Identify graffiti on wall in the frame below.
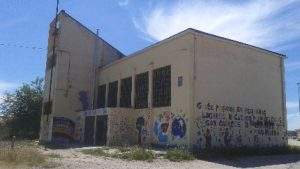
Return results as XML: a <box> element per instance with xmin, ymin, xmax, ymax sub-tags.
<box><xmin>194</xmin><ymin>102</ymin><xmax>286</xmax><ymax>149</ymax></box>
<box><xmin>136</xmin><ymin>116</ymin><xmax>146</xmax><ymax>145</ymax></box>
<box><xmin>79</xmin><ymin>91</ymin><xmax>90</xmax><ymax>110</ymax></box>
<box><xmin>74</xmin><ymin>115</ymin><xmax>83</xmax><ymax>142</ymax></box>
<box><xmin>171</xmin><ymin>117</ymin><xmax>186</xmax><ymax>139</ymax></box>
<box><xmin>52</xmin><ymin>117</ymin><xmax>75</xmax><ymax>144</ymax></box>
<box><xmin>153</xmin><ymin>111</ymin><xmax>187</xmax><ymax>145</ymax></box>
<box><xmin>154</xmin><ymin>111</ymin><xmax>173</xmax><ymax>144</ymax></box>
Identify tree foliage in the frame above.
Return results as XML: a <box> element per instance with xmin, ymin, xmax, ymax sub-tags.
<box><xmin>0</xmin><ymin>78</ymin><xmax>43</xmax><ymax>139</ymax></box>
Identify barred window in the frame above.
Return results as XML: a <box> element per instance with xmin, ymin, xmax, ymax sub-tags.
<box><xmin>153</xmin><ymin>65</ymin><xmax>171</xmax><ymax>107</ymax></box>
<box><xmin>107</xmin><ymin>81</ymin><xmax>118</xmax><ymax>107</ymax></box>
<box><xmin>120</xmin><ymin>77</ymin><xmax>132</xmax><ymax>108</ymax></box>
<box><xmin>135</xmin><ymin>72</ymin><xmax>148</xmax><ymax>109</ymax></box>
<box><xmin>96</xmin><ymin>84</ymin><xmax>106</xmax><ymax>108</ymax></box>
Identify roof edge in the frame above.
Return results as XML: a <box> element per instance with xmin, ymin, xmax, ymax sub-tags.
<box><xmin>187</xmin><ymin>28</ymin><xmax>286</xmax><ymax>58</ymax></box>
<box><xmin>58</xmin><ymin>10</ymin><xmax>125</xmax><ymax>58</ymax></box>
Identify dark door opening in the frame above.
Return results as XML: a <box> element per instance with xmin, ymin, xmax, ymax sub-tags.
<box><xmin>95</xmin><ymin>115</ymin><xmax>108</xmax><ymax>146</ymax></box>
<box><xmin>84</xmin><ymin>116</ymin><xmax>95</xmax><ymax>145</ymax></box>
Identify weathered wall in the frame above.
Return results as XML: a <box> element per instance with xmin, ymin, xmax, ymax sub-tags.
<box><xmin>40</xmin><ymin>11</ymin><xmax>123</xmax><ymax>143</ymax></box>
<box><xmin>191</xmin><ymin>33</ymin><xmax>286</xmax><ymax>149</ymax></box>
<box><xmin>106</xmin><ymin>108</ymin><xmax>188</xmax><ymax>148</ymax></box>
<box><xmin>98</xmin><ymin>33</ymin><xmax>194</xmax><ymax>147</ymax></box>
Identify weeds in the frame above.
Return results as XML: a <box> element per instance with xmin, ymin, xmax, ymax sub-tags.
<box><xmin>48</xmin><ymin>153</ymin><xmax>63</xmax><ymax>159</ymax></box>
<box><xmin>81</xmin><ymin>146</ymin><xmax>155</xmax><ymax>161</ymax></box>
<box><xmin>0</xmin><ymin>147</ymin><xmax>46</xmax><ymax>166</ymax></box>
<box><xmin>165</xmin><ymin>149</ymin><xmax>195</xmax><ymax>162</ymax></box>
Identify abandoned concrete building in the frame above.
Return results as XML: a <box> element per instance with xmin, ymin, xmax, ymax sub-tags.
<box><xmin>39</xmin><ymin>10</ymin><xmax>287</xmax><ymax>150</ymax></box>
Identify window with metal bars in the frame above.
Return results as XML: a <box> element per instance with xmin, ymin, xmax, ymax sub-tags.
<box><xmin>107</xmin><ymin>81</ymin><xmax>118</xmax><ymax>107</ymax></box>
<box><xmin>153</xmin><ymin>65</ymin><xmax>171</xmax><ymax>107</ymax></box>
<box><xmin>120</xmin><ymin>77</ymin><xmax>132</xmax><ymax>108</ymax></box>
<box><xmin>96</xmin><ymin>84</ymin><xmax>106</xmax><ymax>108</ymax></box>
<box><xmin>135</xmin><ymin>72</ymin><xmax>148</xmax><ymax>109</ymax></box>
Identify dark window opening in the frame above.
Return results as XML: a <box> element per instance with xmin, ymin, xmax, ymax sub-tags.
<box><xmin>96</xmin><ymin>84</ymin><xmax>106</xmax><ymax>108</ymax></box>
<box><xmin>107</xmin><ymin>81</ymin><xmax>118</xmax><ymax>107</ymax></box>
<box><xmin>120</xmin><ymin>77</ymin><xmax>132</xmax><ymax>108</ymax></box>
<box><xmin>178</xmin><ymin>76</ymin><xmax>183</xmax><ymax>87</ymax></box>
<box><xmin>135</xmin><ymin>72</ymin><xmax>149</xmax><ymax>109</ymax></box>
<box><xmin>153</xmin><ymin>65</ymin><xmax>171</xmax><ymax>107</ymax></box>
<box><xmin>43</xmin><ymin>101</ymin><xmax>52</xmax><ymax>114</ymax></box>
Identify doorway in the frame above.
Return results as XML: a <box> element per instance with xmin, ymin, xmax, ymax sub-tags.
<box><xmin>95</xmin><ymin>115</ymin><xmax>108</xmax><ymax>146</ymax></box>
<box><xmin>84</xmin><ymin>116</ymin><xmax>95</xmax><ymax>145</ymax></box>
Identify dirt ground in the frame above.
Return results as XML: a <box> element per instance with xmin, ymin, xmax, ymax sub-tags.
<box><xmin>1</xmin><ymin>140</ymin><xmax>300</xmax><ymax>169</ymax></box>
<box><xmin>39</xmin><ymin>146</ymin><xmax>300</xmax><ymax>169</ymax></box>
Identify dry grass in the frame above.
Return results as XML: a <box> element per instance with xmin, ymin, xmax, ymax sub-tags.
<box><xmin>81</xmin><ymin>146</ymin><xmax>155</xmax><ymax>162</ymax></box>
<box><xmin>0</xmin><ymin>147</ymin><xmax>46</xmax><ymax>166</ymax></box>
<box><xmin>0</xmin><ymin>140</ymin><xmax>59</xmax><ymax>168</ymax></box>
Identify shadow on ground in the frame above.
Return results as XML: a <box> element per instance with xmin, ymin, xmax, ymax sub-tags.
<box><xmin>205</xmin><ymin>154</ymin><xmax>300</xmax><ymax>168</ymax></box>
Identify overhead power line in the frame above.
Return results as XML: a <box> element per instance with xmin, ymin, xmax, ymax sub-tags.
<box><xmin>0</xmin><ymin>42</ymin><xmax>46</xmax><ymax>51</ymax></box>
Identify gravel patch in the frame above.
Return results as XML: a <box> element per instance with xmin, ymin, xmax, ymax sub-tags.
<box><xmin>38</xmin><ymin>147</ymin><xmax>300</xmax><ymax>169</ymax></box>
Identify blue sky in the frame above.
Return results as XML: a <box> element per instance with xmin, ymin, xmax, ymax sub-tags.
<box><xmin>0</xmin><ymin>0</ymin><xmax>300</xmax><ymax>130</ymax></box>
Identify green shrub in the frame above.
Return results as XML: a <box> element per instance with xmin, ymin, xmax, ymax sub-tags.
<box><xmin>165</xmin><ymin>149</ymin><xmax>195</xmax><ymax>162</ymax></box>
<box><xmin>127</xmin><ymin>147</ymin><xmax>154</xmax><ymax>161</ymax></box>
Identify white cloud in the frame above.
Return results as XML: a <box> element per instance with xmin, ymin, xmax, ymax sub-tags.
<box><xmin>0</xmin><ymin>81</ymin><xmax>18</xmax><ymax>104</ymax></box>
<box><xmin>288</xmin><ymin>114</ymin><xmax>300</xmax><ymax>130</ymax></box>
<box><xmin>287</xmin><ymin>101</ymin><xmax>299</xmax><ymax>109</ymax></box>
<box><xmin>118</xmin><ymin>0</ymin><xmax>129</xmax><ymax>7</ymax></box>
<box><xmin>133</xmin><ymin>0</ymin><xmax>300</xmax><ymax>49</ymax></box>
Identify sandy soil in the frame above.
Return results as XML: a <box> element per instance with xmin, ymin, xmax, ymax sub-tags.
<box><xmin>40</xmin><ymin>147</ymin><xmax>300</xmax><ymax>169</ymax></box>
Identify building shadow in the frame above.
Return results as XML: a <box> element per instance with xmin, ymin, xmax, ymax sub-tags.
<box><xmin>203</xmin><ymin>154</ymin><xmax>300</xmax><ymax>168</ymax></box>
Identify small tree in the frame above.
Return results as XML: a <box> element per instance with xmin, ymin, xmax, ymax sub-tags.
<box><xmin>0</xmin><ymin>78</ymin><xmax>43</xmax><ymax>139</ymax></box>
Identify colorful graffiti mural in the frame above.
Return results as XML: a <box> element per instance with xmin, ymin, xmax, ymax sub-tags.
<box><xmin>194</xmin><ymin>102</ymin><xmax>286</xmax><ymax>149</ymax></box>
<box><xmin>52</xmin><ymin>117</ymin><xmax>75</xmax><ymax>144</ymax></box>
<box><xmin>154</xmin><ymin>112</ymin><xmax>173</xmax><ymax>144</ymax></box>
<box><xmin>171</xmin><ymin>117</ymin><xmax>186</xmax><ymax>139</ymax></box>
<box><xmin>153</xmin><ymin>111</ymin><xmax>187</xmax><ymax>145</ymax></box>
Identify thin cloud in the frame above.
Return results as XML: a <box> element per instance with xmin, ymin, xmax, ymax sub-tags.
<box><xmin>286</xmin><ymin>62</ymin><xmax>300</xmax><ymax>72</ymax></box>
<box><xmin>118</xmin><ymin>0</ymin><xmax>129</xmax><ymax>7</ymax></box>
<box><xmin>0</xmin><ymin>81</ymin><xmax>18</xmax><ymax>104</ymax></box>
<box><xmin>0</xmin><ymin>17</ymin><xmax>28</xmax><ymax>30</ymax></box>
<box><xmin>287</xmin><ymin>101</ymin><xmax>299</xmax><ymax>109</ymax></box>
<box><xmin>133</xmin><ymin>0</ymin><xmax>300</xmax><ymax>49</ymax></box>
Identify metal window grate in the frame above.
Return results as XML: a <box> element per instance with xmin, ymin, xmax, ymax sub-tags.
<box><xmin>153</xmin><ymin>65</ymin><xmax>171</xmax><ymax>107</ymax></box>
<box><xmin>135</xmin><ymin>72</ymin><xmax>149</xmax><ymax>109</ymax></box>
<box><xmin>107</xmin><ymin>81</ymin><xmax>118</xmax><ymax>107</ymax></box>
<box><xmin>120</xmin><ymin>77</ymin><xmax>132</xmax><ymax>108</ymax></box>
<box><xmin>96</xmin><ymin>84</ymin><xmax>106</xmax><ymax>108</ymax></box>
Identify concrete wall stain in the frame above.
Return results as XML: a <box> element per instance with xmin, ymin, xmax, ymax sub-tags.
<box><xmin>79</xmin><ymin>91</ymin><xmax>90</xmax><ymax>110</ymax></box>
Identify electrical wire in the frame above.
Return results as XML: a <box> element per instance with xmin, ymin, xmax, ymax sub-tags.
<box><xmin>0</xmin><ymin>42</ymin><xmax>46</xmax><ymax>51</ymax></box>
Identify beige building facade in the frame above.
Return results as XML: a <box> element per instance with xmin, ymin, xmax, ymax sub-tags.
<box><xmin>40</xmin><ymin>11</ymin><xmax>287</xmax><ymax>150</ymax></box>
